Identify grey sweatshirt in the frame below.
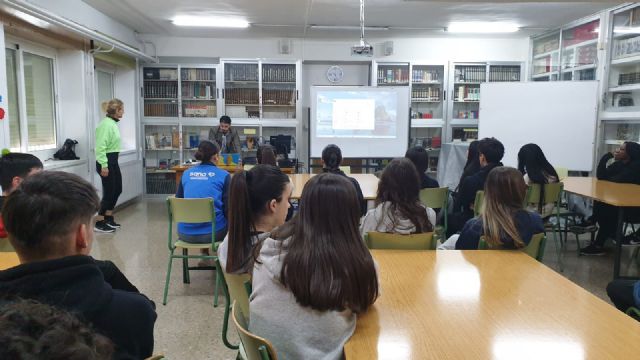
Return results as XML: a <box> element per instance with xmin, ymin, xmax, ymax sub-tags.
<box><xmin>360</xmin><ymin>201</ymin><xmax>437</xmax><ymax>238</ymax></box>
<box><xmin>217</xmin><ymin>232</ymin><xmax>271</xmax><ymax>274</ymax></box>
<box><xmin>250</xmin><ymin>236</ymin><xmax>355</xmax><ymax>360</ymax></box>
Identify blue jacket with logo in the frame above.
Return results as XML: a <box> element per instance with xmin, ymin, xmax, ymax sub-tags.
<box><xmin>176</xmin><ymin>162</ymin><xmax>230</xmax><ymax>235</ymax></box>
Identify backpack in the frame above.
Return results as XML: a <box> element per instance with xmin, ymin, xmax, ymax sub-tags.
<box><xmin>54</xmin><ymin>139</ymin><xmax>80</xmax><ymax>160</ymax></box>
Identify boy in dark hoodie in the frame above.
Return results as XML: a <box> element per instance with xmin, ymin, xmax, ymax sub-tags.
<box><xmin>447</xmin><ymin>137</ymin><xmax>505</xmax><ymax>237</ymax></box>
<box><xmin>0</xmin><ymin>171</ymin><xmax>156</xmax><ymax>359</ymax></box>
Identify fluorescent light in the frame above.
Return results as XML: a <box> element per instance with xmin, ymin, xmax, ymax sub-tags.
<box><xmin>447</xmin><ymin>22</ymin><xmax>519</xmax><ymax>33</ymax></box>
<box><xmin>172</xmin><ymin>16</ymin><xmax>249</xmax><ymax>28</ymax></box>
<box><xmin>309</xmin><ymin>25</ymin><xmax>389</xmax><ymax>31</ymax></box>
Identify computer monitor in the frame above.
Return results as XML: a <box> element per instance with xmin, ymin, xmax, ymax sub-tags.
<box><xmin>270</xmin><ymin>135</ymin><xmax>292</xmax><ymax>158</ymax></box>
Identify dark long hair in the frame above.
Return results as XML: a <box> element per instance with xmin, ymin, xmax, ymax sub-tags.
<box><xmin>272</xmin><ymin>173</ymin><xmax>378</xmax><ymax>313</ymax></box>
<box><xmin>194</xmin><ymin>140</ymin><xmax>219</xmax><ymax>163</ymax></box>
<box><xmin>376</xmin><ymin>158</ymin><xmax>433</xmax><ymax>233</ymax></box>
<box><xmin>456</xmin><ymin>140</ymin><xmax>480</xmax><ymax>191</ymax></box>
<box><xmin>321</xmin><ymin>144</ymin><xmax>342</xmax><ymax>172</ymax></box>
<box><xmin>256</xmin><ymin>145</ymin><xmax>277</xmax><ymax>166</ymax></box>
<box><xmin>518</xmin><ymin>143</ymin><xmax>558</xmax><ymax>212</ymax></box>
<box><xmin>227</xmin><ymin>165</ymin><xmax>290</xmax><ymax>273</ymax></box>
<box><xmin>482</xmin><ymin>167</ymin><xmax>528</xmax><ymax>248</ymax></box>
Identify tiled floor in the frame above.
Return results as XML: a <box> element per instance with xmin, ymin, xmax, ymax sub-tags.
<box><xmin>94</xmin><ymin>199</ymin><xmax>639</xmax><ymax>360</ymax></box>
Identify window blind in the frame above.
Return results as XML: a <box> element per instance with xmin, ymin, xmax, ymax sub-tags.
<box><xmin>23</xmin><ymin>52</ymin><xmax>56</xmax><ymax>151</ymax></box>
<box><xmin>5</xmin><ymin>48</ymin><xmax>21</xmax><ymax>151</ymax></box>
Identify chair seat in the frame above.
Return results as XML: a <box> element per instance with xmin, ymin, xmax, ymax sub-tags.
<box><xmin>174</xmin><ymin>240</ymin><xmax>213</xmax><ymax>249</ymax></box>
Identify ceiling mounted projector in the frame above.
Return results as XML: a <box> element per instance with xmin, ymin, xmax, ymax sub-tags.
<box><xmin>352</xmin><ymin>0</ymin><xmax>373</xmax><ymax>57</ymax></box>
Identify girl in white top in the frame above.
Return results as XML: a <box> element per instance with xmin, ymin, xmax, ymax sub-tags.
<box><xmin>517</xmin><ymin>143</ymin><xmax>559</xmax><ymax>218</ymax></box>
<box><xmin>361</xmin><ymin>158</ymin><xmax>436</xmax><ymax>237</ymax></box>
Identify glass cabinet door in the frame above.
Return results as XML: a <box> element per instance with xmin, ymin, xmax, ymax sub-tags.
<box><xmin>601</xmin><ymin>122</ymin><xmax>640</xmax><ymax>154</ymax></box>
<box><xmin>261</xmin><ymin>63</ymin><xmax>297</xmax><ymax>120</ymax></box>
<box><xmin>560</xmin><ymin>19</ymin><xmax>599</xmax><ymax>81</ymax></box>
<box><xmin>224</xmin><ymin>62</ymin><xmax>259</xmax><ymax>120</ymax></box>
<box><xmin>532</xmin><ymin>32</ymin><xmax>560</xmax><ymax>81</ymax></box>
<box><xmin>144</xmin><ymin>124</ymin><xmax>180</xmax><ymax>194</ymax></box>
<box><xmin>181</xmin><ymin>67</ymin><xmax>217</xmax><ymax>119</ymax></box>
<box><xmin>452</xmin><ymin>64</ymin><xmax>484</xmax><ymax>122</ymax></box>
<box><xmin>142</xmin><ymin>67</ymin><xmax>179</xmax><ymax>117</ymax></box>
<box><xmin>411</xmin><ymin>65</ymin><xmax>445</xmax><ymax>123</ymax></box>
<box><xmin>377</xmin><ymin>63</ymin><xmax>410</xmax><ymax>85</ymax></box>
<box><xmin>607</xmin><ymin>6</ymin><xmax>640</xmax><ymax>113</ymax></box>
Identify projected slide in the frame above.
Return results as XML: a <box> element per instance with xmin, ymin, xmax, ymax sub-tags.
<box><xmin>316</xmin><ymin>90</ymin><xmax>398</xmax><ymax>138</ymax></box>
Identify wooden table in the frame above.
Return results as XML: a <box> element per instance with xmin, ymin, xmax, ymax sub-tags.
<box><xmin>563</xmin><ymin>176</ymin><xmax>640</xmax><ymax>279</ymax></box>
<box><xmin>289</xmin><ymin>174</ymin><xmax>379</xmax><ymax>200</ymax></box>
<box><xmin>0</xmin><ymin>252</ymin><xmax>20</xmax><ymax>270</ymax></box>
<box><xmin>172</xmin><ymin>164</ymin><xmax>295</xmax><ymax>186</ymax></box>
<box><xmin>345</xmin><ymin>250</ymin><xmax>640</xmax><ymax>359</ymax></box>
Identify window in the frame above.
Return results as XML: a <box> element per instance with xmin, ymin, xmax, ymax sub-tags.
<box><xmin>96</xmin><ymin>69</ymin><xmax>114</xmax><ymax>110</ymax></box>
<box><xmin>4</xmin><ymin>43</ymin><xmax>57</xmax><ymax>152</ymax></box>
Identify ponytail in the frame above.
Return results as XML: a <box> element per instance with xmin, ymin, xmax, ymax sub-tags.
<box><xmin>321</xmin><ymin>144</ymin><xmax>342</xmax><ymax>171</ymax></box>
<box><xmin>227</xmin><ymin>170</ymin><xmax>254</xmax><ymax>273</ymax></box>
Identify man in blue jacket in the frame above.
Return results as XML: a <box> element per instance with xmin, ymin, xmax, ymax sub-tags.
<box><xmin>0</xmin><ymin>171</ymin><xmax>156</xmax><ymax>360</ymax></box>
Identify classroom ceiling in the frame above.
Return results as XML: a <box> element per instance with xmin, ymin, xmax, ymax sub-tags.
<box><xmin>83</xmin><ymin>0</ymin><xmax>620</xmax><ymax>39</ymax></box>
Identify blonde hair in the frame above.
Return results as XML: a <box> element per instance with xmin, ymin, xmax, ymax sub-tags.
<box><xmin>101</xmin><ymin>98</ymin><xmax>123</xmax><ymax>117</ymax></box>
<box><xmin>481</xmin><ymin>166</ymin><xmax>527</xmax><ymax>248</ymax></box>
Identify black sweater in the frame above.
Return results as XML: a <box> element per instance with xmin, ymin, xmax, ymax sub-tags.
<box><xmin>453</xmin><ymin>162</ymin><xmax>503</xmax><ymax>216</ymax></box>
<box><xmin>0</xmin><ymin>255</ymin><xmax>156</xmax><ymax>359</ymax></box>
<box><xmin>596</xmin><ymin>153</ymin><xmax>640</xmax><ymax>184</ymax></box>
<box><xmin>322</xmin><ymin>168</ymin><xmax>367</xmax><ymax>216</ymax></box>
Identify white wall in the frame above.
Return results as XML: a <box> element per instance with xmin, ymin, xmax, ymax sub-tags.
<box><xmin>23</xmin><ymin>0</ymin><xmax>140</xmax><ymax>48</ymax></box>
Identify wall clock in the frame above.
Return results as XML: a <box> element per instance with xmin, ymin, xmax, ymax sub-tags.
<box><xmin>326</xmin><ymin>65</ymin><xmax>344</xmax><ymax>83</ymax></box>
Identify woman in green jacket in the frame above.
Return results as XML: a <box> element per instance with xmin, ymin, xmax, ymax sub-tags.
<box><xmin>95</xmin><ymin>99</ymin><xmax>124</xmax><ymax>233</ymax></box>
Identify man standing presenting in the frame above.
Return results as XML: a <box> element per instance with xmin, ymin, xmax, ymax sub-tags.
<box><xmin>209</xmin><ymin>115</ymin><xmax>241</xmax><ymax>153</ymax></box>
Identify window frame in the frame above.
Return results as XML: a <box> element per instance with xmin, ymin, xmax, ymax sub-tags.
<box><xmin>5</xmin><ymin>36</ymin><xmax>60</xmax><ymax>154</ymax></box>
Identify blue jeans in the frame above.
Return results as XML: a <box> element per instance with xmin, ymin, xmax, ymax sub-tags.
<box><xmin>179</xmin><ymin>227</ymin><xmax>228</xmax><ymax>244</ymax></box>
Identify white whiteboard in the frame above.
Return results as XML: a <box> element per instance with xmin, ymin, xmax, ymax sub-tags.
<box><xmin>310</xmin><ymin>86</ymin><xmax>410</xmax><ymax>158</ymax></box>
<box><xmin>478</xmin><ymin>81</ymin><xmax>598</xmax><ymax>171</ymax></box>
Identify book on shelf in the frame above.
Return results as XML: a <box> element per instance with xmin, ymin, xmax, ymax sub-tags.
<box><xmin>412</xmin><ymin>69</ymin><xmax>440</xmax><ymax>83</ymax></box>
<box><xmin>225</xmin><ymin>88</ymin><xmax>260</xmax><ymax>105</ymax></box>
<box><xmin>144</xmin><ymin>82</ymin><xmax>178</xmax><ymax>98</ymax></box>
<box><xmin>262</xmin><ymin>65</ymin><xmax>296</xmax><ymax>82</ymax></box>
<box><xmin>377</xmin><ymin>67</ymin><xmax>409</xmax><ymax>84</ymax></box>
<box><xmin>183</xmin><ymin>104</ymin><xmax>217</xmax><ymax>117</ymax></box>
<box><xmin>225</xmin><ymin>63</ymin><xmax>259</xmax><ymax>82</ymax></box>
<box><xmin>144</xmin><ymin>102</ymin><xmax>178</xmax><ymax>117</ymax></box>
<box><xmin>181</xmin><ymin>68</ymin><xmax>215</xmax><ymax>81</ymax></box>
<box><xmin>455</xmin><ymin>85</ymin><xmax>480</xmax><ymax>101</ymax></box>
<box><xmin>489</xmin><ymin>66</ymin><xmax>521</xmax><ymax>82</ymax></box>
<box><xmin>455</xmin><ymin>66</ymin><xmax>486</xmax><ymax>82</ymax></box>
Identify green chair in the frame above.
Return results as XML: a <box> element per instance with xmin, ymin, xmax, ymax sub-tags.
<box><xmin>232</xmin><ymin>301</ymin><xmax>278</xmax><ymax>360</ymax></box>
<box><xmin>215</xmin><ymin>258</ymin><xmax>252</xmax><ymax>350</ymax></box>
<box><xmin>625</xmin><ymin>306</ymin><xmax>640</xmax><ymax>320</ymax></box>
<box><xmin>526</xmin><ymin>182</ymin><xmax>565</xmax><ymax>271</ymax></box>
<box><xmin>419</xmin><ymin>187</ymin><xmax>449</xmax><ymax>241</ymax></box>
<box><xmin>473</xmin><ymin>190</ymin><xmax>484</xmax><ymax>217</ymax></box>
<box><xmin>366</xmin><ymin>231</ymin><xmax>436</xmax><ymax>250</ymax></box>
<box><xmin>554</xmin><ymin>167</ymin><xmax>569</xmax><ymax>181</ymax></box>
<box><xmin>0</xmin><ymin>238</ymin><xmax>14</xmax><ymax>252</ymax></box>
<box><xmin>163</xmin><ymin>197</ymin><xmax>221</xmax><ymax>306</ymax></box>
<box><xmin>478</xmin><ymin>233</ymin><xmax>546</xmax><ymax>262</ymax></box>
<box><xmin>339</xmin><ymin>166</ymin><xmax>351</xmax><ymax>174</ymax></box>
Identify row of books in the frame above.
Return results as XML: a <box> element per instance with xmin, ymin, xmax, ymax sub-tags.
<box><xmin>225</xmin><ymin>88</ymin><xmax>259</xmax><ymax>105</ymax></box>
<box><xmin>183</xmin><ymin>104</ymin><xmax>217</xmax><ymax>118</ymax></box>
<box><xmin>455</xmin><ymin>85</ymin><xmax>480</xmax><ymax>101</ymax></box>
<box><xmin>144</xmin><ymin>83</ymin><xmax>178</xmax><ymax>98</ymax></box>
<box><xmin>411</xmin><ymin>87</ymin><xmax>440</xmax><ymax>101</ymax></box>
<box><xmin>488</xmin><ymin>66</ymin><xmax>521</xmax><ymax>82</ymax></box>
<box><xmin>262</xmin><ymin>90</ymin><xmax>296</xmax><ymax>105</ymax></box>
<box><xmin>262</xmin><ymin>65</ymin><xmax>296</xmax><ymax>82</ymax></box>
<box><xmin>182</xmin><ymin>83</ymin><xmax>214</xmax><ymax>99</ymax></box>
<box><xmin>412</xmin><ymin>69</ymin><xmax>441</xmax><ymax>83</ymax></box>
<box><xmin>377</xmin><ymin>68</ymin><xmax>410</xmax><ymax>84</ymax></box>
<box><xmin>225</xmin><ymin>64</ymin><xmax>259</xmax><ymax>82</ymax></box>
<box><xmin>143</xmin><ymin>68</ymin><xmax>178</xmax><ymax>80</ymax></box>
<box><xmin>181</xmin><ymin>68</ymin><xmax>215</xmax><ymax>81</ymax></box>
<box><xmin>144</xmin><ymin>103</ymin><xmax>179</xmax><ymax>117</ymax></box>
<box><xmin>455</xmin><ymin>66</ymin><xmax>486</xmax><ymax>82</ymax></box>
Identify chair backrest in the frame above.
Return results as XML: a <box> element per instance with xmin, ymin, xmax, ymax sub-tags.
<box><xmin>144</xmin><ymin>355</ymin><xmax>165</xmax><ymax>360</ymax></box>
<box><xmin>221</xmin><ymin>265</ymin><xmax>251</xmax><ymax>319</ymax></box>
<box><xmin>366</xmin><ymin>232</ymin><xmax>435</xmax><ymax>250</ymax></box>
<box><xmin>419</xmin><ymin>187</ymin><xmax>449</xmax><ymax>210</ymax></box>
<box><xmin>166</xmin><ymin>197</ymin><xmax>216</xmax><ymax>249</ymax></box>
<box><xmin>554</xmin><ymin>167</ymin><xmax>569</xmax><ymax>181</ymax></box>
<box><xmin>479</xmin><ymin>233</ymin><xmax>546</xmax><ymax>262</ymax></box>
<box><xmin>473</xmin><ymin>190</ymin><xmax>484</xmax><ymax>217</ymax></box>
<box><xmin>339</xmin><ymin>166</ymin><xmax>351</xmax><ymax>174</ymax></box>
<box><xmin>232</xmin><ymin>301</ymin><xmax>278</xmax><ymax>360</ymax></box>
<box><xmin>526</xmin><ymin>182</ymin><xmax>564</xmax><ymax>206</ymax></box>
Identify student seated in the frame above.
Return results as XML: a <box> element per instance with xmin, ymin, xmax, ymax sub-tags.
<box><xmin>321</xmin><ymin>144</ymin><xmax>367</xmax><ymax>216</ymax></box>
<box><xmin>448</xmin><ymin>137</ymin><xmax>504</xmax><ymax>237</ymax></box>
<box><xmin>218</xmin><ymin>164</ymin><xmax>292</xmax><ymax>274</ymax></box>
<box><xmin>250</xmin><ymin>173</ymin><xmax>379</xmax><ymax>360</ymax></box>
<box><xmin>176</xmin><ymin>140</ymin><xmax>230</xmax><ymax>246</ymax></box>
<box><xmin>360</xmin><ymin>158</ymin><xmax>436</xmax><ymax>237</ymax></box>
<box><xmin>455</xmin><ymin>140</ymin><xmax>480</xmax><ymax>195</ymax></box>
<box><xmin>405</xmin><ymin>146</ymin><xmax>439</xmax><ymax>189</ymax></box>
<box><xmin>0</xmin><ymin>299</ymin><xmax>114</xmax><ymax>360</ymax></box>
<box><xmin>0</xmin><ymin>152</ymin><xmax>43</xmax><ymax>240</ymax></box>
<box><xmin>580</xmin><ymin>141</ymin><xmax>640</xmax><ymax>255</ymax></box>
<box><xmin>517</xmin><ymin>143</ymin><xmax>559</xmax><ymax>218</ymax></box>
<box><xmin>256</xmin><ymin>144</ymin><xmax>277</xmax><ymax>166</ymax></box>
<box><xmin>0</xmin><ymin>171</ymin><xmax>157</xmax><ymax>359</ymax></box>
<box><xmin>606</xmin><ymin>279</ymin><xmax>640</xmax><ymax>313</ymax></box>
<box><xmin>455</xmin><ymin>167</ymin><xmax>544</xmax><ymax>250</ymax></box>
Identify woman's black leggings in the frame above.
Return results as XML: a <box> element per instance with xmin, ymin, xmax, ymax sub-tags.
<box><xmin>97</xmin><ymin>152</ymin><xmax>122</xmax><ymax>215</ymax></box>
<box><xmin>592</xmin><ymin>201</ymin><xmax>640</xmax><ymax>247</ymax></box>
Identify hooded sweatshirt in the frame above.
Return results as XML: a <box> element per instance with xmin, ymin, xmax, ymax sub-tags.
<box><xmin>250</xmin><ymin>237</ymin><xmax>356</xmax><ymax>360</ymax></box>
<box><xmin>0</xmin><ymin>255</ymin><xmax>156</xmax><ymax>360</ymax></box>
<box><xmin>360</xmin><ymin>201</ymin><xmax>437</xmax><ymax>238</ymax></box>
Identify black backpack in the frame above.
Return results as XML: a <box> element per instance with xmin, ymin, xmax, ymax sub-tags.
<box><xmin>54</xmin><ymin>139</ymin><xmax>79</xmax><ymax>160</ymax></box>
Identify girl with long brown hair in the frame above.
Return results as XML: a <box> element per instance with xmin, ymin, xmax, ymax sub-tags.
<box><xmin>250</xmin><ymin>173</ymin><xmax>379</xmax><ymax>359</ymax></box>
<box><xmin>360</xmin><ymin>158</ymin><xmax>435</xmax><ymax>237</ymax></box>
<box><xmin>455</xmin><ymin>166</ymin><xmax>544</xmax><ymax>250</ymax></box>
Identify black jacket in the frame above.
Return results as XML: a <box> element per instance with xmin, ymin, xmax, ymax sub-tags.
<box><xmin>453</xmin><ymin>162</ymin><xmax>503</xmax><ymax>216</ymax></box>
<box><xmin>0</xmin><ymin>255</ymin><xmax>156</xmax><ymax>360</ymax></box>
<box><xmin>420</xmin><ymin>172</ymin><xmax>440</xmax><ymax>189</ymax></box>
<box><xmin>596</xmin><ymin>153</ymin><xmax>640</xmax><ymax>184</ymax></box>
<box><xmin>323</xmin><ymin>168</ymin><xmax>367</xmax><ymax>216</ymax></box>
